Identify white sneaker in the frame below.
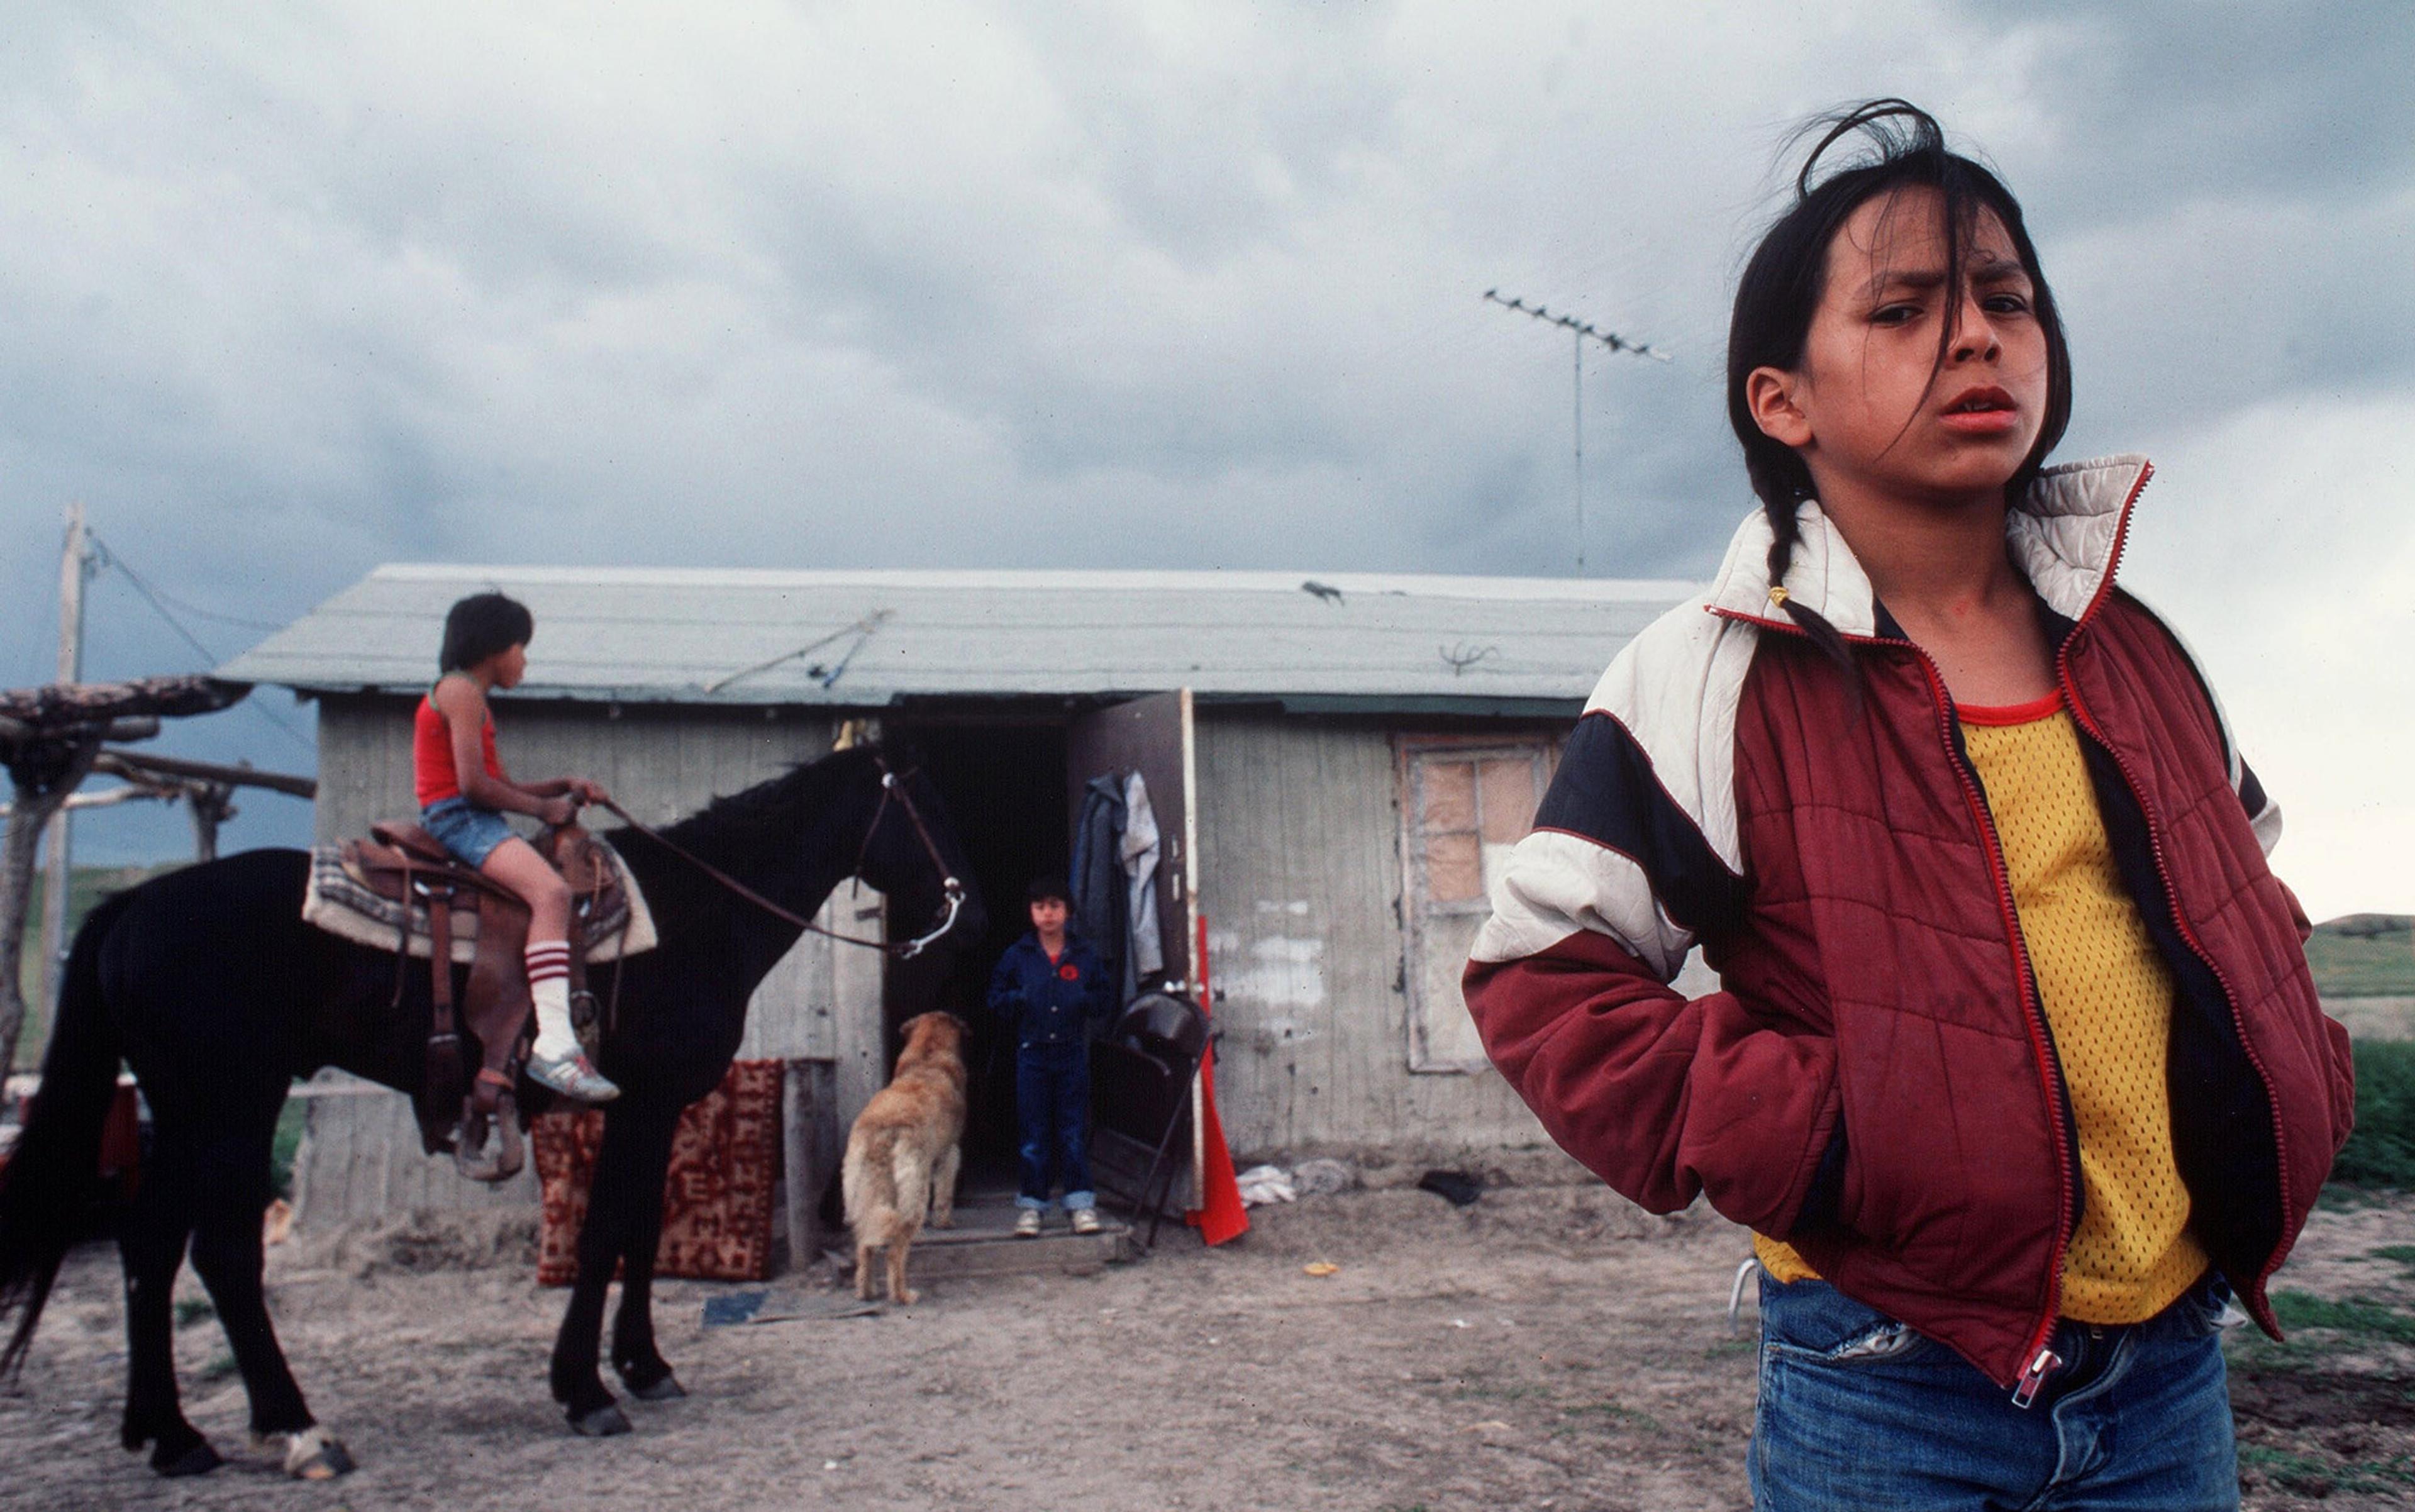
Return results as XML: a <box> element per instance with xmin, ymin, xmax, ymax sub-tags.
<box><xmin>527</xmin><ymin>1049</ymin><xmax>620</xmax><ymax>1102</ymax></box>
<box><xmin>1013</xmin><ymin>1208</ymin><xmax>1042</xmax><ymax>1238</ymax></box>
<box><xmin>1069</xmin><ymin>1206</ymin><xmax>1101</xmax><ymax>1236</ymax></box>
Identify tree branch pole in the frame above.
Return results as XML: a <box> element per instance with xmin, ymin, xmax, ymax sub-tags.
<box><xmin>1</xmin><ymin>733</ymin><xmax>103</xmax><ymax>1076</ymax></box>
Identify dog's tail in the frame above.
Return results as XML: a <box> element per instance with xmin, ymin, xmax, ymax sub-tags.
<box><xmin>886</xmin><ymin>1142</ymin><xmax>933</xmax><ymax>1242</ymax></box>
<box><xmin>841</xmin><ymin>1126</ymin><xmax>895</xmax><ymax>1240</ymax></box>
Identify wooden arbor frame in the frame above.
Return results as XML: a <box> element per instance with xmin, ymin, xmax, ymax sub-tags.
<box><xmin>0</xmin><ymin>675</ymin><xmax>316</xmax><ymax>1075</ymax></box>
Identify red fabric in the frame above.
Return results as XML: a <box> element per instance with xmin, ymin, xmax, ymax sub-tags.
<box><xmin>1185</xmin><ymin>912</ymin><xmax>1248</xmax><ymax>1245</ymax></box>
<box><xmin>1185</xmin><ymin>1043</ymin><xmax>1248</xmax><ymax>1245</ymax></box>
<box><xmin>534</xmin><ymin>1060</ymin><xmax>784</xmax><ymax>1284</ymax></box>
<box><xmin>1465</xmin><ymin>596</ymin><xmax>2349</xmax><ymax>1386</ymax></box>
<box><xmin>1956</xmin><ymin>689</ymin><xmax>2067</xmax><ymax>726</ymax></box>
<box><xmin>413</xmin><ymin>693</ymin><xmax>501</xmax><ymax>807</ymax></box>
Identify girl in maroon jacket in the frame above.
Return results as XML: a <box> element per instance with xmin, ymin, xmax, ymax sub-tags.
<box><xmin>1465</xmin><ymin>101</ymin><xmax>2353</xmax><ymax>1511</ymax></box>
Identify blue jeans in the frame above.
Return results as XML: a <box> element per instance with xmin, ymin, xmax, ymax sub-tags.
<box><xmin>1752</xmin><ymin>1272</ymin><xmax>2237</xmax><ymax>1510</ymax></box>
<box><xmin>421</xmin><ymin>796</ymin><xmax>516</xmax><ymax>869</ymax></box>
<box><xmin>1014</xmin><ymin>1040</ymin><xmax>1092</xmax><ymax>1211</ymax></box>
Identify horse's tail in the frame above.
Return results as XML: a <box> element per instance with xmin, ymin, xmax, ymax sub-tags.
<box><xmin>0</xmin><ymin>887</ymin><xmax>133</xmax><ymax>1378</ymax></box>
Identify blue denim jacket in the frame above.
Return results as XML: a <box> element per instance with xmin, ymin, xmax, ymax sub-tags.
<box><xmin>986</xmin><ymin>931</ymin><xmax>1114</xmax><ymax>1047</ymax></box>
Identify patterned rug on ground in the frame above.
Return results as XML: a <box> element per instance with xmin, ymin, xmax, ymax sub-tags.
<box><xmin>534</xmin><ymin>1059</ymin><xmax>784</xmax><ymax>1284</ymax></box>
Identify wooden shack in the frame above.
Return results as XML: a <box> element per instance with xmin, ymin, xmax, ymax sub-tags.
<box><xmin>222</xmin><ymin>566</ymin><xmax>1692</xmax><ymax>1228</ymax></box>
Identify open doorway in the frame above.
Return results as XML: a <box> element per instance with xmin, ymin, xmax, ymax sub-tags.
<box><xmin>883</xmin><ymin>720</ymin><xmax>1069</xmax><ymax>1189</ymax></box>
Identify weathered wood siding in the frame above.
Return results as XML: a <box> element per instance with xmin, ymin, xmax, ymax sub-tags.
<box><xmin>288</xmin><ymin>1076</ymin><xmax>541</xmax><ymax>1225</ymax></box>
<box><xmin>1192</xmin><ymin>712</ymin><xmax>1553</xmax><ymax>1156</ymax></box>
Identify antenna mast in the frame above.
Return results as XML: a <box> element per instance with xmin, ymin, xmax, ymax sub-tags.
<box><xmin>1484</xmin><ymin>289</ymin><xmax>1668</xmax><ymax>574</ymax></box>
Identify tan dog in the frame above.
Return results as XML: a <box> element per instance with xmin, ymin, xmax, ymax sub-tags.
<box><xmin>842</xmin><ymin>1011</ymin><xmax>968</xmax><ymax>1304</ymax></box>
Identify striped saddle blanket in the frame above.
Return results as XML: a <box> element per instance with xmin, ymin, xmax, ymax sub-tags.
<box><xmin>301</xmin><ymin>839</ymin><xmax>658</xmax><ymax>964</ymax></box>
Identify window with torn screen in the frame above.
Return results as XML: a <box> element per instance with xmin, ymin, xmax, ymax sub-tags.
<box><xmin>1398</xmin><ymin>740</ymin><xmax>1552</xmax><ymax>1073</ymax></box>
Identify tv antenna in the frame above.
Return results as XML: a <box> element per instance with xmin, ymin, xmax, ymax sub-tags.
<box><xmin>1485</xmin><ymin>289</ymin><xmax>1670</xmax><ymax>574</ymax></box>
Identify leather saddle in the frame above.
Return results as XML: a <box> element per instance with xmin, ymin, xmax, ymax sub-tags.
<box><xmin>341</xmin><ymin>821</ymin><xmax>627</xmax><ymax>1182</ymax></box>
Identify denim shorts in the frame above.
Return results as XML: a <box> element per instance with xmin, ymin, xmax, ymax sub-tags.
<box><xmin>421</xmin><ymin>797</ymin><xmax>516</xmax><ymax>869</ymax></box>
<box><xmin>1752</xmin><ymin>1272</ymin><xmax>2237</xmax><ymax>1509</ymax></box>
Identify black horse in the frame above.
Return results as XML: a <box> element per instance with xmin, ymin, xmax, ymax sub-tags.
<box><xmin>0</xmin><ymin>745</ymin><xmax>982</xmax><ymax>1476</ymax></box>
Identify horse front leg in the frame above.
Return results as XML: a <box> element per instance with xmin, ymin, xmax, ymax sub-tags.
<box><xmin>549</xmin><ymin>1100</ymin><xmax>674</xmax><ymax>1436</ymax></box>
<box><xmin>609</xmin><ymin>1101</ymin><xmax>682</xmax><ymax>1402</ymax></box>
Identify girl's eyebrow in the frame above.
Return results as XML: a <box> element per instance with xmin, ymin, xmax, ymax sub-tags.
<box><xmin>1863</xmin><ymin>255</ymin><xmax>2029</xmax><ymax>296</ymax></box>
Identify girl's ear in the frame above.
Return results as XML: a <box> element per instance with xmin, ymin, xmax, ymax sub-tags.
<box><xmin>1745</xmin><ymin>365</ymin><xmax>1814</xmax><ymax>449</ymax></box>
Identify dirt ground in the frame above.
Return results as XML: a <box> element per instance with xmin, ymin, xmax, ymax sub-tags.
<box><xmin>3</xmin><ymin>1182</ymin><xmax>2411</xmax><ymax>1512</ymax></box>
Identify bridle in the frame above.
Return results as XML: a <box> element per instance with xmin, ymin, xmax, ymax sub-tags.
<box><xmin>594</xmin><ymin>757</ymin><xmax>967</xmax><ymax>960</ymax></box>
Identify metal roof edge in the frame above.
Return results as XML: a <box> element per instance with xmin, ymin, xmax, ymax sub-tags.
<box><xmin>357</xmin><ymin>562</ymin><xmax>1700</xmax><ymax>603</ymax></box>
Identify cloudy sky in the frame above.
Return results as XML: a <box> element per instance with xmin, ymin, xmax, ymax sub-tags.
<box><xmin>3</xmin><ymin>3</ymin><xmax>2409</xmax><ymax>920</ymax></box>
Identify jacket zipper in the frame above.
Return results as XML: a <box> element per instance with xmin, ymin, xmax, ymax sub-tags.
<box><xmin>1902</xmin><ymin>648</ymin><xmax>2075</xmax><ymax>1405</ymax></box>
<box><xmin>1707</xmin><ymin>605</ymin><xmax>2079</xmax><ymax>1396</ymax></box>
<box><xmin>2056</xmin><ymin>654</ymin><xmax>2292</xmax><ymax>1334</ymax></box>
<box><xmin>2035</xmin><ymin>459</ymin><xmax>2292</xmax><ymax>1325</ymax></box>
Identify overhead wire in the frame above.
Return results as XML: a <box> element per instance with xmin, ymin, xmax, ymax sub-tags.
<box><xmin>84</xmin><ymin>533</ymin><xmax>314</xmax><ymax>756</ymax></box>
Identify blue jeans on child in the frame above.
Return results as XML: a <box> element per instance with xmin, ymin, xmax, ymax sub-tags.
<box><xmin>1014</xmin><ymin>1039</ymin><xmax>1093</xmax><ymax>1211</ymax></box>
<box><xmin>1751</xmin><ymin>1271</ymin><xmax>2238</xmax><ymax>1510</ymax></box>
<box><xmin>421</xmin><ymin>796</ymin><xmax>516</xmax><ymax>869</ymax></box>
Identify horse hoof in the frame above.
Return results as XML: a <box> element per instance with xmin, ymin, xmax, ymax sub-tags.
<box><xmin>275</xmin><ymin>1426</ymin><xmax>357</xmax><ymax>1479</ymax></box>
<box><xmin>628</xmin><ymin>1374</ymin><xmax>686</xmax><ymax>1403</ymax></box>
<box><xmin>569</xmin><ymin>1404</ymin><xmax>632</xmax><ymax>1438</ymax></box>
<box><xmin>155</xmin><ymin>1438</ymin><xmax>224</xmax><ymax>1477</ymax></box>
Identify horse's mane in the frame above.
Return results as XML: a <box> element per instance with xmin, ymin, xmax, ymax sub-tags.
<box><xmin>652</xmin><ymin>743</ymin><xmax>880</xmax><ymax>855</ymax></box>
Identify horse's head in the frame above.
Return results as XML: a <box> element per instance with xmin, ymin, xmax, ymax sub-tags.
<box><xmin>849</xmin><ymin>748</ymin><xmax>986</xmax><ymax>959</ymax></box>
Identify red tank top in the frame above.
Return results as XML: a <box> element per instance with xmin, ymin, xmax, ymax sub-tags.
<box><xmin>414</xmin><ymin>689</ymin><xmax>502</xmax><ymax>807</ymax></box>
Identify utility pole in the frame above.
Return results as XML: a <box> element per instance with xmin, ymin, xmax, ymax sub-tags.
<box><xmin>40</xmin><ymin>501</ymin><xmax>92</xmax><ymax>1014</ymax></box>
<box><xmin>1484</xmin><ymin>290</ymin><xmax>1668</xmax><ymax>574</ymax></box>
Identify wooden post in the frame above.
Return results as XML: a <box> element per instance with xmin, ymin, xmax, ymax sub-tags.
<box><xmin>1</xmin><ymin>732</ymin><xmax>103</xmax><ymax>1076</ymax></box>
<box><xmin>186</xmin><ymin>782</ymin><xmax>236</xmax><ymax>862</ymax></box>
<box><xmin>782</xmin><ymin>1057</ymin><xmax>837</xmax><ymax>1273</ymax></box>
<box><xmin>38</xmin><ymin>503</ymin><xmax>90</xmax><ymax>1016</ymax></box>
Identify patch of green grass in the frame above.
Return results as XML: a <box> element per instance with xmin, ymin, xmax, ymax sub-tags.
<box><xmin>1559</xmin><ymin>1401</ymin><xmax>1667</xmax><ymax>1434</ymax></box>
<box><xmin>2268</xmin><ymin>1290</ymin><xmax>2415</xmax><ymax>1345</ymax></box>
<box><xmin>174</xmin><ymin>1297</ymin><xmax>214</xmax><ymax>1328</ymax></box>
<box><xmin>2240</xmin><ymin>1443</ymin><xmax>2415</xmax><ymax>1497</ymax></box>
<box><xmin>270</xmin><ymin>1098</ymin><xmax>308</xmax><ymax>1200</ymax></box>
<box><xmin>2307</xmin><ymin>914</ymin><xmax>2415</xmax><ymax>997</ymax></box>
<box><xmin>1448</xmin><ymin>1382</ymin><xmax>1546</xmax><ymax>1403</ymax></box>
<box><xmin>2370</xmin><ymin>1243</ymin><xmax>2415</xmax><ymax>1280</ymax></box>
<box><xmin>2333</xmin><ymin>1040</ymin><xmax>2415</xmax><ymax>1188</ymax></box>
<box><xmin>198</xmin><ymin>1350</ymin><xmax>238</xmax><ymax>1383</ymax></box>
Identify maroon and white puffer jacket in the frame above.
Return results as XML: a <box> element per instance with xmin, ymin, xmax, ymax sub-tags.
<box><xmin>1463</xmin><ymin>454</ymin><xmax>2355</xmax><ymax>1390</ymax></box>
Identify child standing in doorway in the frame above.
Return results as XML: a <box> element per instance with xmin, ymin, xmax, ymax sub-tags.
<box><xmin>1465</xmin><ymin>101</ymin><xmax>2353</xmax><ymax>1508</ymax></box>
<box><xmin>416</xmin><ymin>591</ymin><xmax>619</xmax><ymax>1102</ymax></box>
<box><xmin>987</xmin><ymin>877</ymin><xmax>1114</xmax><ymax>1236</ymax></box>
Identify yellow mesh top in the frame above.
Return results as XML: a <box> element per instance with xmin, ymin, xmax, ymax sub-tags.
<box><xmin>1756</xmin><ymin>699</ymin><xmax>2207</xmax><ymax>1323</ymax></box>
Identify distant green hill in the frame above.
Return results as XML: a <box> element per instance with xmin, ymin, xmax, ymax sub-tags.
<box><xmin>2307</xmin><ymin>914</ymin><xmax>2415</xmax><ymax>999</ymax></box>
<box><xmin>12</xmin><ymin>862</ymin><xmax>184</xmax><ymax>1070</ymax></box>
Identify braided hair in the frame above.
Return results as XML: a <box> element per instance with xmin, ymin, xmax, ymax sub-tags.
<box><xmin>1725</xmin><ymin>100</ymin><xmax>2073</xmax><ymax>676</ymax></box>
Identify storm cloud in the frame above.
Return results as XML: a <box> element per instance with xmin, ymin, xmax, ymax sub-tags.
<box><xmin>2</xmin><ymin>2</ymin><xmax>2407</xmax><ymax>915</ymax></box>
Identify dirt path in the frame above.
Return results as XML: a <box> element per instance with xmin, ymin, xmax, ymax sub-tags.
<box><xmin>3</xmin><ymin>1185</ymin><xmax>2409</xmax><ymax>1511</ymax></box>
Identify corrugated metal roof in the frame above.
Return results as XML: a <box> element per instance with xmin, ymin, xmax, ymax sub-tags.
<box><xmin>218</xmin><ymin>564</ymin><xmax>1696</xmax><ymax>708</ymax></box>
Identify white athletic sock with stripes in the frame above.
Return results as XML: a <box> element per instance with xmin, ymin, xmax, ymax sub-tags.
<box><xmin>525</xmin><ymin>940</ymin><xmax>578</xmax><ymax>1060</ymax></box>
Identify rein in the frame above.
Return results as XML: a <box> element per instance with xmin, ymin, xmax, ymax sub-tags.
<box><xmin>593</xmin><ymin>760</ymin><xmax>964</xmax><ymax>960</ymax></box>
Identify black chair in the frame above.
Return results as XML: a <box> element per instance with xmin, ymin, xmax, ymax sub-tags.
<box><xmin>1093</xmin><ymin>991</ymin><xmax>1209</xmax><ymax>1250</ymax></box>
